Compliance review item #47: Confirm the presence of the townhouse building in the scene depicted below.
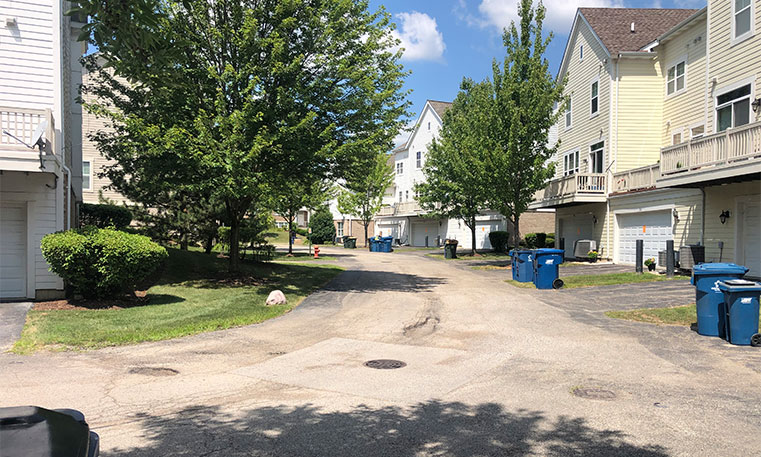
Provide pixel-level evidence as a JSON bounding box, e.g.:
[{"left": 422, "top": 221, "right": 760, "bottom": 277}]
[
  {"left": 0, "top": 1, "right": 85, "bottom": 299},
  {"left": 376, "top": 100, "right": 554, "bottom": 249},
  {"left": 531, "top": 3, "right": 760, "bottom": 278}
]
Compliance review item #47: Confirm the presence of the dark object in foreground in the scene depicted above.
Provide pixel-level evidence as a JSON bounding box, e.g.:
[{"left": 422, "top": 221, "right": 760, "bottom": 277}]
[{"left": 0, "top": 406, "right": 99, "bottom": 457}]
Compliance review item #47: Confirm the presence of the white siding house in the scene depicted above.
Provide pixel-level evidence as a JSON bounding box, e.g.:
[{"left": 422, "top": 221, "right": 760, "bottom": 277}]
[{"left": 0, "top": 1, "right": 85, "bottom": 299}]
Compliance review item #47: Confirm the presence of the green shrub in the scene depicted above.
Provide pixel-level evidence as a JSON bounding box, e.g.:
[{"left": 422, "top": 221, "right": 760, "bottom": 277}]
[
  {"left": 488, "top": 231, "right": 511, "bottom": 253},
  {"left": 545, "top": 235, "right": 555, "bottom": 248},
  {"left": 79, "top": 203, "right": 132, "bottom": 229},
  {"left": 41, "top": 227, "right": 167, "bottom": 298},
  {"left": 524, "top": 232, "right": 548, "bottom": 249},
  {"left": 308, "top": 206, "right": 336, "bottom": 244}
]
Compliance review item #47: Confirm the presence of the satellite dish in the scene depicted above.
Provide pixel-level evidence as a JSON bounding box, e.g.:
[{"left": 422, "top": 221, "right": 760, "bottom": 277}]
[{"left": 31, "top": 120, "right": 48, "bottom": 150}]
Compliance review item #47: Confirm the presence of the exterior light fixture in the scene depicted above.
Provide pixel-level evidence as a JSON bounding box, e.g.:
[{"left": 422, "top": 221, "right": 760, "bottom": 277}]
[
  {"left": 752, "top": 98, "right": 761, "bottom": 113},
  {"left": 592, "top": 215, "right": 598, "bottom": 225},
  {"left": 672, "top": 208, "right": 679, "bottom": 222},
  {"left": 719, "top": 210, "right": 730, "bottom": 224}
]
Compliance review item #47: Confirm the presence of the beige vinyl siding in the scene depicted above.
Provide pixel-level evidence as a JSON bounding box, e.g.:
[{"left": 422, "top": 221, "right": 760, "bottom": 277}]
[
  {"left": 555, "top": 20, "right": 612, "bottom": 177},
  {"left": 81, "top": 68, "right": 130, "bottom": 204},
  {"left": 707, "top": 0, "right": 761, "bottom": 132},
  {"left": 704, "top": 181, "right": 760, "bottom": 264},
  {"left": 659, "top": 17, "right": 708, "bottom": 146},
  {"left": 615, "top": 57, "right": 664, "bottom": 171}
]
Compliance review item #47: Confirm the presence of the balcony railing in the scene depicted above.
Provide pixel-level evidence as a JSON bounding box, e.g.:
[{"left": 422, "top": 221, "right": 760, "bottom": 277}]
[
  {"left": 532, "top": 173, "right": 606, "bottom": 207},
  {"left": 0, "top": 107, "right": 55, "bottom": 154},
  {"left": 376, "top": 201, "right": 424, "bottom": 217},
  {"left": 612, "top": 164, "right": 660, "bottom": 193},
  {"left": 660, "top": 121, "right": 761, "bottom": 176}
]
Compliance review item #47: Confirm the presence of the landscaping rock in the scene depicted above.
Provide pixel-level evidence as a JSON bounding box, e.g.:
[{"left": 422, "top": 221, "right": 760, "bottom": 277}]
[{"left": 266, "top": 290, "right": 287, "bottom": 306}]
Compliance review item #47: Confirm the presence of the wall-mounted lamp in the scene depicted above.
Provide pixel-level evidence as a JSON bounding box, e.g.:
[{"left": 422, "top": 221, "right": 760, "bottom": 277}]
[
  {"left": 592, "top": 215, "right": 598, "bottom": 225},
  {"left": 672, "top": 208, "right": 679, "bottom": 222},
  {"left": 752, "top": 98, "right": 761, "bottom": 113},
  {"left": 719, "top": 210, "right": 731, "bottom": 224}
]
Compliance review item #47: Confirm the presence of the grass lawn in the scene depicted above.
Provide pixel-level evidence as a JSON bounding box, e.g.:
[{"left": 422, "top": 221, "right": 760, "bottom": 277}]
[
  {"left": 273, "top": 252, "right": 337, "bottom": 262},
  {"left": 13, "top": 248, "right": 342, "bottom": 353},
  {"left": 264, "top": 229, "right": 303, "bottom": 245},
  {"left": 427, "top": 252, "right": 511, "bottom": 261},
  {"left": 606, "top": 304, "right": 761, "bottom": 327},
  {"left": 471, "top": 264, "right": 511, "bottom": 271},
  {"left": 505, "top": 272, "right": 689, "bottom": 289}
]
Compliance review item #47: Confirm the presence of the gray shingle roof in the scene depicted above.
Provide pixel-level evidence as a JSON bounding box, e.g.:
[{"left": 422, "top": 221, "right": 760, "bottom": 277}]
[{"left": 427, "top": 100, "right": 452, "bottom": 119}]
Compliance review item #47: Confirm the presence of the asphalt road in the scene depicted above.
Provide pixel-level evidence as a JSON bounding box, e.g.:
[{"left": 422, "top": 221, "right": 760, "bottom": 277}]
[{"left": 2, "top": 247, "right": 760, "bottom": 456}]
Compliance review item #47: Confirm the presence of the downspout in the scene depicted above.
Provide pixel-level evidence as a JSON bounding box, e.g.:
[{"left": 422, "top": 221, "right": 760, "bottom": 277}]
[
  {"left": 700, "top": 187, "right": 706, "bottom": 245},
  {"left": 62, "top": 164, "right": 72, "bottom": 229},
  {"left": 606, "top": 58, "right": 618, "bottom": 260}
]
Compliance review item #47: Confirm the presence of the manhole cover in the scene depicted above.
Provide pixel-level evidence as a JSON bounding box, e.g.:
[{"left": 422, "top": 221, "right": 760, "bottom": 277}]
[
  {"left": 128, "top": 367, "right": 179, "bottom": 376},
  {"left": 571, "top": 386, "right": 616, "bottom": 400},
  {"left": 364, "top": 359, "right": 406, "bottom": 370}
]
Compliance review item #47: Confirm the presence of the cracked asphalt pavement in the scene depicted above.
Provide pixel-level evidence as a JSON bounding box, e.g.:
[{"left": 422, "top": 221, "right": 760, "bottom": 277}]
[{"left": 2, "top": 247, "right": 760, "bottom": 456}]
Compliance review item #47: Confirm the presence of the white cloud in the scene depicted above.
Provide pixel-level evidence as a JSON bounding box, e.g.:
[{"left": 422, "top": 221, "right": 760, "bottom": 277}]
[
  {"left": 392, "top": 11, "right": 446, "bottom": 61},
  {"left": 477, "top": 0, "right": 624, "bottom": 36},
  {"left": 393, "top": 120, "right": 415, "bottom": 148}
]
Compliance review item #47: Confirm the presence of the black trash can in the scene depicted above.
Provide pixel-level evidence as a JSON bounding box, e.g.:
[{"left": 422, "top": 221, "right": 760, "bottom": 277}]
[
  {"left": 0, "top": 406, "right": 100, "bottom": 456},
  {"left": 343, "top": 237, "right": 357, "bottom": 249},
  {"left": 444, "top": 239, "right": 458, "bottom": 259}
]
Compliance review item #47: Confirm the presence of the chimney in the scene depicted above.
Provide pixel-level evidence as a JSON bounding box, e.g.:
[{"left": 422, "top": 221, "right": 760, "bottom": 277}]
[{"left": 631, "top": 22, "right": 635, "bottom": 33}]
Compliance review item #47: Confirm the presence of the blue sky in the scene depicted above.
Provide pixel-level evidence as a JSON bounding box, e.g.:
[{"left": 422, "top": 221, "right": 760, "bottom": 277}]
[{"left": 370, "top": 0, "right": 706, "bottom": 144}]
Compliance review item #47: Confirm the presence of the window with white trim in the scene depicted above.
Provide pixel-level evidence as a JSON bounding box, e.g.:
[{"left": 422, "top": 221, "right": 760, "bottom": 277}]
[
  {"left": 590, "top": 80, "right": 599, "bottom": 115},
  {"left": 667, "top": 61, "right": 685, "bottom": 95},
  {"left": 405, "top": 190, "right": 409, "bottom": 201},
  {"left": 398, "top": 191, "right": 402, "bottom": 202},
  {"left": 416, "top": 151, "right": 422, "bottom": 168},
  {"left": 563, "top": 150, "right": 579, "bottom": 176},
  {"left": 580, "top": 45, "right": 584, "bottom": 61},
  {"left": 82, "top": 161, "right": 91, "bottom": 191},
  {"left": 589, "top": 142, "right": 604, "bottom": 174},
  {"left": 396, "top": 162, "right": 403, "bottom": 175},
  {"left": 716, "top": 84, "right": 751, "bottom": 132},
  {"left": 690, "top": 124, "right": 705, "bottom": 139},
  {"left": 672, "top": 131, "right": 682, "bottom": 145},
  {"left": 565, "top": 97, "right": 572, "bottom": 129},
  {"left": 734, "top": 0, "right": 752, "bottom": 40},
  {"left": 336, "top": 222, "right": 344, "bottom": 237}
]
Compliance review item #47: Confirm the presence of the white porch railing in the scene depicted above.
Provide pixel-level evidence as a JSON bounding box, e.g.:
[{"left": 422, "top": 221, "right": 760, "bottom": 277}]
[
  {"left": 534, "top": 172, "right": 607, "bottom": 202},
  {"left": 612, "top": 163, "right": 660, "bottom": 193},
  {"left": 375, "top": 201, "right": 425, "bottom": 217},
  {"left": 661, "top": 121, "right": 761, "bottom": 175},
  {"left": 0, "top": 107, "right": 55, "bottom": 154}
]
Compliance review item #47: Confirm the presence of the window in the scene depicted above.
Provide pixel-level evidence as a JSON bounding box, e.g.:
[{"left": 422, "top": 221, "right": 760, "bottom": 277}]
[
  {"left": 734, "top": 0, "right": 752, "bottom": 41},
  {"left": 590, "top": 80, "right": 599, "bottom": 115},
  {"left": 716, "top": 84, "right": 752, "bottom": 132},
  {"left": 589, "top": 142, "right": 604, "bottom": 174},
  {"left": 82, "top": 161, "right": 91, "bottom": 191},
  {"left": 396, "top": 162, "right": 403, "bottom": 175},
  {"left": 565, "top": 97, "right": 572, "bottom": 129},
  {"left": 667, "top": 61, "right": 685, "bottom": 95},
  {"left": 672, "top": 131, "right": 682, "bottom": 145},
  {"left": 336, "top": 222, "right": 344, "bottom": 237},
  {"left": 399, "top": 191, "right": 403, "bottom": 202},
  {"left": 416, "top": 151, "right": 422, "bottom": 168},
  {"left": 563, "top": 150, "right": 579, "bottom": 176},
  {"left": 414, "top": 189, "right": 420, "bottom": 199},
  {"left": 405, "top": 190, "right": 409, "bottom": 201},
  {"left": 580, "top": 45, "right": 583, "bottom": 61},
  {"left": 427, "top": 122, "right": 431, "bottom": 131},
  {"left": 690, "top": 124, "right": 705, "bottom": 139}
]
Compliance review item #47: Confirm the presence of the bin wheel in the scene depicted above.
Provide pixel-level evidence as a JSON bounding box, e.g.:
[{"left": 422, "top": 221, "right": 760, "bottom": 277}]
[
  {"left": 552, "top": 278, "right": 564, "bottom": 289},
  {"left": 751, "top": 333, "right": 761, "bottom": 348}
]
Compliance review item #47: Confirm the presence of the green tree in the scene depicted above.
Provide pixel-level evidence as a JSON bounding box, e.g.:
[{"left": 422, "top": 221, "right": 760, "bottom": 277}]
[
  {"left": 79, "top": 0, "right": 410, "bottom": 272},
  {"left": 337, "top": 153, "right": 394, "bottom": 247},
  {"left": 489, "top": 0, "right": 565, "bottom": 248},
  {"left": 416, "top": 79, "right": 492, "bottom": 256},
  {"left": 308, "top": 206, "right": 336, "bottom": 245},
  {"left": 273, "top": 179, "right": 332, "bottom": 255}
]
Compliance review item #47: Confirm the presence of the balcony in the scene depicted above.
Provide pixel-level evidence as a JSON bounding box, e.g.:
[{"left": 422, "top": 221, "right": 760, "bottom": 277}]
[
  {"left": 529, "top": 173, "right": 607, "bottom": 209},
  {"left": 0, "top": 107, "right": 56, "bottom": 172},
  {"left": 611, "top": 164, "right": 660, "bottom": 194},
  {"left": 376, "top": 201, "right": 425, "bottom": 217},
  {"left": 658, "top": 121, "right": 761, "bottom": 188}
]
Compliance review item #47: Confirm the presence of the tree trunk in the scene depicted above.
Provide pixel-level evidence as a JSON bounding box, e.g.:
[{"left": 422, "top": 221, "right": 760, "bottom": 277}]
[
  {"left": 287, "top": 214, "right": 294, "bottom": 255},
  {"left": 470, "top": 216, "right": 476, "bottom": 256},
  {"left": 180, "top": 232, "right": 189, "bottom": 250},
  {"left": 204, "top": 232, "right": 214, "bottom": 254},
  {"left": 513, "top": 214, "right": 521, "bottom": 250},
  {"left": 229, "top": 215, "right": 241, "bottom": 273},
  {"left": 364, "top": 221, "right": 369, "bottom": 247}
]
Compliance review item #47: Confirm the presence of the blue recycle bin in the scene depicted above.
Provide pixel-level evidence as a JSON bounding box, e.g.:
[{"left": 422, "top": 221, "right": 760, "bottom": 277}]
[
  {"left": 533, "top": 248, "right": 565, "bottom": 289},
  {"left": 369, "top": 238, "right": 378, "bottom": 252},
  {"left": 379, "top": 236, "right": 393, "bottom": 253},
  {"left": 719, "top": 280, "right": 761, "bottom": 346},
  {"left": 510, "top": 249, "right": 535, "bottom": 283},
  {"left": 691, "top": 263, "right": 749, "bottom": 337}
]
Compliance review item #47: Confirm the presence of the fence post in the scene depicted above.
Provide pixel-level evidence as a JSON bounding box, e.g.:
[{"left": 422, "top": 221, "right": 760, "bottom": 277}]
[
  {"left": 635, "top": 239, "right": 644, "bottom": 274},
  {"left": 666, "top": 240, "right": 675, "bottom": 277}
]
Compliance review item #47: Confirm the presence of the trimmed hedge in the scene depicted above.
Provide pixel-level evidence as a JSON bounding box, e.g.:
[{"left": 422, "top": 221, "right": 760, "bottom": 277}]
[
  {"left": 79, "top": 203, "right": 132, "bottom": 229},
  {"left": 308, "top": 206, "right": 336, "bottom": 244},
  {"left": 524, "top": 232, "right": 548, "bottom": 249},
  {"left": 40, "top": 227, "right": 167, "bottom": 298},
  {"left": 489, "top": 231, "right": 511, "bottom": 253}
]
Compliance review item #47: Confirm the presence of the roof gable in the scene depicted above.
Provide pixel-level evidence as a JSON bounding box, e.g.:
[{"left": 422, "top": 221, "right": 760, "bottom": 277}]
[{"left": 393, "top": 100, "right": 452, "bottom": 154}]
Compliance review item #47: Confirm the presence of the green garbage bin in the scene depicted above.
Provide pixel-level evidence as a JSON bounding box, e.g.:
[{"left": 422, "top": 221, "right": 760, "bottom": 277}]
[
  {"left": 444, "top": 239, "right": 458, "bottom": 259},
  {"left": 343, "top": 237, "right": 357, "bottom": 249}
]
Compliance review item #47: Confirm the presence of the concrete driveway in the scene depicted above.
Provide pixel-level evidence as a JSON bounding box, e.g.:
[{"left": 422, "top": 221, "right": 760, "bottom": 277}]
[{"left": 2, "top": 248, "right": 760, "bottom": 456}]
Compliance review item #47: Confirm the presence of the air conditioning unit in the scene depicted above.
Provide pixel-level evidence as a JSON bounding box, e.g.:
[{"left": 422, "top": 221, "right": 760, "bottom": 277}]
[
  {"left": 658, "top": 250, "right": 680, "bottom": 267},
  {"left": 679, "top": 245, "right": 705, "bottom": 270},
  {"left": 574, "top": 239, "right": 597, "bottom": 258}
]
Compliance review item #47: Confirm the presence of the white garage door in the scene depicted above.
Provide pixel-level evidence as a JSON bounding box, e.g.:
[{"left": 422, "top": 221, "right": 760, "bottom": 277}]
[
  {"left": 475, "top": 221, "right": 500, "bottom": 250},
  {"left": 560, "top": 216, "right": 594, "bottom": 259},
  {"left": 412, "top": 221, "right": 438, "bottom": 247},
  {"left": 617, "top": 210, "right": 672, "bottom": 264},
  {"left": 739, "top": 200, "right": 760, "bottom": 278},
  {"left": 1, "top": 203, "right": 27, "bottom": 299}
]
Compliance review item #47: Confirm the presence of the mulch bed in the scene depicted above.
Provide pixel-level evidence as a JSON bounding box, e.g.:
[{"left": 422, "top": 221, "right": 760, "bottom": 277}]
[{"left": 34, "top": 290, "right": 150, "bottom": 311}]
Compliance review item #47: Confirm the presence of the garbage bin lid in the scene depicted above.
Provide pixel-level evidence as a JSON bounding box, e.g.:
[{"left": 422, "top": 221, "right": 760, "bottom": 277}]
[
  {"left": 692, "top": 263, "right": 749, "bottom": 275},
  {"left": 534, "top": 248, "right": 564, "bottom": 255},
  {"left": 718, "top": 280, "right": 761, "bottom": 292}
]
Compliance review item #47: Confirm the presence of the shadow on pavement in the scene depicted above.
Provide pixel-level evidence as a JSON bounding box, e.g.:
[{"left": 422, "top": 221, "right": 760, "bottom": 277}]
[
  {"left": 322, "top": 270, "right": 447, "bottom": 293},
  {"left": 106, "top": 401, "right": 668, "bottom": 457}
]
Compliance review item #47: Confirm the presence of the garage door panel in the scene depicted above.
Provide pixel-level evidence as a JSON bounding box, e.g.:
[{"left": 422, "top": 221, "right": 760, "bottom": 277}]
[
  {"left": 617, "top": 211, "right": 672, "bottom": 265},
  {"left": 0, "top": 203, "right": 27, "bottom": 298},
  {"left": 412, "top": 222, "right": 438, "bottom": 246},
  {"left": 560, "top": 217, "right": 594, "bottom": 259},
  {"left": 741, "top": 202, "right": 760, "bottom": 278}
]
